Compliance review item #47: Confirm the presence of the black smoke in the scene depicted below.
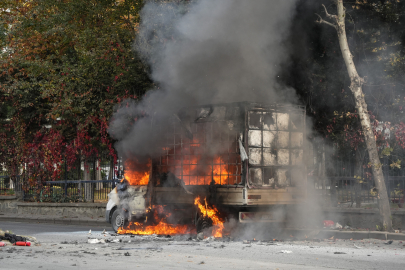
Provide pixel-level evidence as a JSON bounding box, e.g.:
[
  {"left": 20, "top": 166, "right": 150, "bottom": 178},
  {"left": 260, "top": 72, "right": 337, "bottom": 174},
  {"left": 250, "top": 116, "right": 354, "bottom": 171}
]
[{"left": 109, "top": 0, "right": 300, "bottom": 160}]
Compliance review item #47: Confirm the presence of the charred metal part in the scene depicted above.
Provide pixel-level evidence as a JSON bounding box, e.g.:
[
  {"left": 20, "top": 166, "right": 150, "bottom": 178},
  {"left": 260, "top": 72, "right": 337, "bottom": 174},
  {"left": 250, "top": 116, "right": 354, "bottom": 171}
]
[
  {"left": 173, "top": 113, "right": 193, "bottom": 140},
  {"left": 117, "top": 179, "right": 129, "bottom": 192},
  {"left": 238, "top": 134, "right": 248, "bottom": 161},
  {"left": 160, "top": 172, "right": 192, "bottom": 194},
  {"left": 195, "top": 106, "right": 213, "bottom": 121}
]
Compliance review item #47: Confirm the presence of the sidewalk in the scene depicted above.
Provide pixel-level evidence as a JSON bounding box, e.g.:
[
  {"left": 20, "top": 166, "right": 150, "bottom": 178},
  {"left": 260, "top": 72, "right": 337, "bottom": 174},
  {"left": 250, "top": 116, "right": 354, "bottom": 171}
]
[{"left": 0, "top": 213, "right": 107, "bottom": 227}]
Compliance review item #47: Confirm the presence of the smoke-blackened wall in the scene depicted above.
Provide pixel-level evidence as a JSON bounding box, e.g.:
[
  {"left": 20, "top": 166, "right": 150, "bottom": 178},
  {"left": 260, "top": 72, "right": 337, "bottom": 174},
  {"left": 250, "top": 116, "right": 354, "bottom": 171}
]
[{"left": 108, "top": 0, "right": 299, "bottom": 160}]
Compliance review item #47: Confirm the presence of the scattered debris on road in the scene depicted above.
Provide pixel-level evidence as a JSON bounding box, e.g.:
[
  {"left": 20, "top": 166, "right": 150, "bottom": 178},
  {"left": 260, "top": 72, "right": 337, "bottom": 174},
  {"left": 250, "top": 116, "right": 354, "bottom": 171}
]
[
  {"left": 88, "top": 238, "right": 106, "bottom": 244},
  {"left": 0, "top": 232, "right": 28, "bottom": 245},
  {"left": 334, "top": 222, "right": 343, "bottom": 229},
  {"left": 323, "top": 220, "right": 335, "bottom": 227},
  {"left": 14, "top": 241, "right": 31, "bottom": 246}
]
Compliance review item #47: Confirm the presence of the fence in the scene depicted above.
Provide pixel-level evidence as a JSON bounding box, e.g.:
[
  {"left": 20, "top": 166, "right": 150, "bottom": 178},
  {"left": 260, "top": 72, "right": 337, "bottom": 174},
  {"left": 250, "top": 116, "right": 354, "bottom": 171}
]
[
  {"left": 310, "top": 141, "right": 405, "bottom": 207},
  {"left": 0, "top": 175, "right": 14, "bottom": 196},
  {"left": 0, "top": 154, "right": 124, "bottom": 202},
  {"left": 22, "top": 179, "right": 119, "bottom": 203},
  {"left": 0, "top": 176, "right": 119, "bottom": 202}
]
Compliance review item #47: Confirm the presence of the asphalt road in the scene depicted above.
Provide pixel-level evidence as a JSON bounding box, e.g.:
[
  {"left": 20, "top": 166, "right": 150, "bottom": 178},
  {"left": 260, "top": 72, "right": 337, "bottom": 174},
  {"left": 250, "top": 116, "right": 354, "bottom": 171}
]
[{"left": 1, "top": 221, "right": 405, "bottom": 270}]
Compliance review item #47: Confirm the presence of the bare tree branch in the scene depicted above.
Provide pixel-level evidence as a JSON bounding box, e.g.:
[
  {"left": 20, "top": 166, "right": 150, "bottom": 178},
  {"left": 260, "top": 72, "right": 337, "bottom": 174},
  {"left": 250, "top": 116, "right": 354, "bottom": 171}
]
[
  {"left": 322, "top": 4, "right": 337, "bottom": 20},
  {"left": 315, "top": 14, "right": 337, "bottom": 29}
]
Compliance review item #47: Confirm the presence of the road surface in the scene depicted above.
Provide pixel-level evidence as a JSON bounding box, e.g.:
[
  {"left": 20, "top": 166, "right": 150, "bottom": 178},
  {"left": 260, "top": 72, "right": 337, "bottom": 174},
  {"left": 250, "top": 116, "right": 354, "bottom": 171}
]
[{"left": 0, "top": 221, "right": 404, "bottom": 270}]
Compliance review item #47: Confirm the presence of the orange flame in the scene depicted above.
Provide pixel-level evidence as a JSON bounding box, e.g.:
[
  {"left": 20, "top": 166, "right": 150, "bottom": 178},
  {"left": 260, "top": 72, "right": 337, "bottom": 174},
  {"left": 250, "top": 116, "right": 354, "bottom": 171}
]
[
  {"left": 117, "top": 199, "right": 225, "bottom": 237},
  {"left": 159, "top": 138, "right": 236, "bottom": 185},
  {"left": 117, "top": 206, "right": 196, "bottom": 235},
  {"left": 181, "top": 156, "right": 231, "bottom": 185},
  {"left": 194, "top": 197, "right": 224, "bottom": 237},
  {"left": 124, "top": 159, "right": 151, "bottom": 185},
  {"left": 118, "top": 137, "right": 235, "bottom": 237},
  {"left": 117, "top": 221, "right": 195, "bottom": 235}
]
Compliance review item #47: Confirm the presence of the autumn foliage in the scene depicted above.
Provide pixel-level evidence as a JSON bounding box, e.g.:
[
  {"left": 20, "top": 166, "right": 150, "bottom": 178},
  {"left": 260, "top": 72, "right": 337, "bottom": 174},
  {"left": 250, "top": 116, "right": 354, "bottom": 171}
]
[{"left": 0, "top": 0, "right": 152, "bottom": 185}]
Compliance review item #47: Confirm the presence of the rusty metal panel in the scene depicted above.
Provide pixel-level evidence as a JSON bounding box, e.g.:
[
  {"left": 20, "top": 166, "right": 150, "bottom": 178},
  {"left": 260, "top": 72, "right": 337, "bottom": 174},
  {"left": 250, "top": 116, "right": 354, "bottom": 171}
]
[
  {"left": 249, "top": 167, "right": 263, "bottom": 185},
  {"left": 209, "top": 106, "right": 227, "bottom": 120},
  {"left": 152, "top": 187, "right": 195, "bottom": 204},
  {"left": 276, "top": 169, "right": 289, "bottom": 187},
  {"left": 246, "top": 187, "right": 306, "bottom": 205},
  {"left": 248, "top": 111, "right": 262, "bottom": 129},
  {"left": 248, "top": 130, "right": 262, "bottom": 147},
  {"left": 263, "top": 112, "right": 275, "bottom": 130},
  {"left": 275, "top": 113, "right": 289, "bottom": 130},
  {"left": 263, "top": 131, "right": 275, "bottom": 147},
  {"left": 263, "top": 148, "right": 276, "bottom": 166},
  {"left": 216, "top": 187, "right": 245, "bottom": 205},
  {"left": 239, "top": 212, "right": 282, "bottom": 223},
  {"left": 249, "top": 148, "right": 262, "bottom": 165},
  {"left": 291, "top": 132, "right": 303, "bottom": 148},
  {"left": 277, "top": 131, "right": 289, "bottom": 148},
  {"left": 277, "top": 149, "right": 289, "bottom": 165}
]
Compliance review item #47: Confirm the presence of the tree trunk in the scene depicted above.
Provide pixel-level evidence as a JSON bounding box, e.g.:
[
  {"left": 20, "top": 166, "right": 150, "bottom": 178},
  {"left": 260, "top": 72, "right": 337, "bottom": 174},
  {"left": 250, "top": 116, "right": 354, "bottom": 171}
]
[{"left": 335, "top": 0, "right": 392, "bottom": 230}]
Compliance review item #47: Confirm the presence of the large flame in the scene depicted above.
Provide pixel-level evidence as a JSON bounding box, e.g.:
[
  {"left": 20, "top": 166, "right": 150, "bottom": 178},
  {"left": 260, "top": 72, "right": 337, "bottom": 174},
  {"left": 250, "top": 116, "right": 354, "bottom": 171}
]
[
  {"left": 117, "top": 221, "right": 195, "bottom": 235},
  {"left": 117, "top": 206, "right": 196, "bottom": 235},
  {"left": 194, "top": 197, "right": 225, "bottom": 238},
  {"left": 123, "top": 138, "right": 237, "bottom": 186},
  {"left": 168, "top": 138, "right": 233, "bottom": 185},
  {"left": 183, "top": 156, "right": 230, "bottom": 185},
  {"left": 118, "top": 136, "right": 233, "bottom": 237},
  {"left": 117, "top": 198, "right": 224, "bottom": 237},
  {"left": 124, "top": 159, "right": 151, "bottom": 185}
]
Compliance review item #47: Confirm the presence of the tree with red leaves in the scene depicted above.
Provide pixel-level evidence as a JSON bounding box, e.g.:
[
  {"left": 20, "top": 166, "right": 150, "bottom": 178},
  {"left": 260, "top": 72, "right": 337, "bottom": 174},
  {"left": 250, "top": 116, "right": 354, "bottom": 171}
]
[{"left": 0, "top": 0, "right": 152, "bottom": 189}]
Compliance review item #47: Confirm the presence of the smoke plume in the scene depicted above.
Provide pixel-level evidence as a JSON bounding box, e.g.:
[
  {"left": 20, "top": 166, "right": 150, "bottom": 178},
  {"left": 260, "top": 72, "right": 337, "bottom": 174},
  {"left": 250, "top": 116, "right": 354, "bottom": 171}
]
[{"left": 109, "top": 0, "right": 299, "bottom": 159}]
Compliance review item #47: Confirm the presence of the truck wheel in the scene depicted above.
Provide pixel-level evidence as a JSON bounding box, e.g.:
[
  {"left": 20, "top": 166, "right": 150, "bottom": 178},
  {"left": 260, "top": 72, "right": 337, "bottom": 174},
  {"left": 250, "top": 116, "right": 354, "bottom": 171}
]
[
  {"left": 111, "top": 210, "right": 126, "bottom": 232},
  {"left": 196, "top": 216, "right": 213, "bottom": 233}
]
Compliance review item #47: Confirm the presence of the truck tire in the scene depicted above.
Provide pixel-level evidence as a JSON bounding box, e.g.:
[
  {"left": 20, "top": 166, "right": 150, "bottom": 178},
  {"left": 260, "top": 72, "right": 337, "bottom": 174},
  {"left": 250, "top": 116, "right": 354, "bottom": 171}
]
[
  {"left": 196, "top": 216, "right": 213, "bottom": 233},
  {"left": 111, "top": 209, "right": 126, "bottom": 232}
]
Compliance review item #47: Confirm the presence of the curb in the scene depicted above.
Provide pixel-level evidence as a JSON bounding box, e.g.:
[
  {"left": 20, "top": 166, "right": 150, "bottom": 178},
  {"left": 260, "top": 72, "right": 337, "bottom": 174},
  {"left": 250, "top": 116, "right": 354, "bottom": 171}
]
[
  {"left": 257, "top": 228, "right": 405, "bottom": 241},
  {"left": 328, "top": 230, "right": 405, "bottom": 240},
  {"left": 284, "top": 229, "right": 405, "bottom": 241}
]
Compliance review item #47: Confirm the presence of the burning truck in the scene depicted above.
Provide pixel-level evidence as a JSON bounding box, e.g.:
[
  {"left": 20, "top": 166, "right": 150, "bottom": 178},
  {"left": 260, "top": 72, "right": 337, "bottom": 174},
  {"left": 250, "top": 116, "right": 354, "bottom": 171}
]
[{"left": 106, "top": 102, "right": 307, "bottom": 237}]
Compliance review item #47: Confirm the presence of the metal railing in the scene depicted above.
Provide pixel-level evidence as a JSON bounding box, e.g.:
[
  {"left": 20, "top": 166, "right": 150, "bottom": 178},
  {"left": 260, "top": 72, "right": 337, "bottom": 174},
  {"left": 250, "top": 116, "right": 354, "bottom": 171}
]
[
  {"left": 0, "top": 153, "right": 123, "bottom": 202},
  {"left": 309, "top": 140, "right": 405, "bottom": 207},
  {"left": 0, "top": 175, "right": 22, "bottom": 196},
  {"left": 0, "top": 175, "right": 13, "bottom": 196},
  {"left": 1, "top": 174, "right": 119, "bottom": 202},
  {"left": 21, "top": 179, "right": 120, "bottom": 203}
]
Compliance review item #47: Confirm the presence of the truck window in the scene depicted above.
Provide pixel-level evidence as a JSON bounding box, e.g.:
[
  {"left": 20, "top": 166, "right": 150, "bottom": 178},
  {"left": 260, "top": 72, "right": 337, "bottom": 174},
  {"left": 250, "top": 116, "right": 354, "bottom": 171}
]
[{"left": 247, "top": 110, "right": 304, "bottom": 188}]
